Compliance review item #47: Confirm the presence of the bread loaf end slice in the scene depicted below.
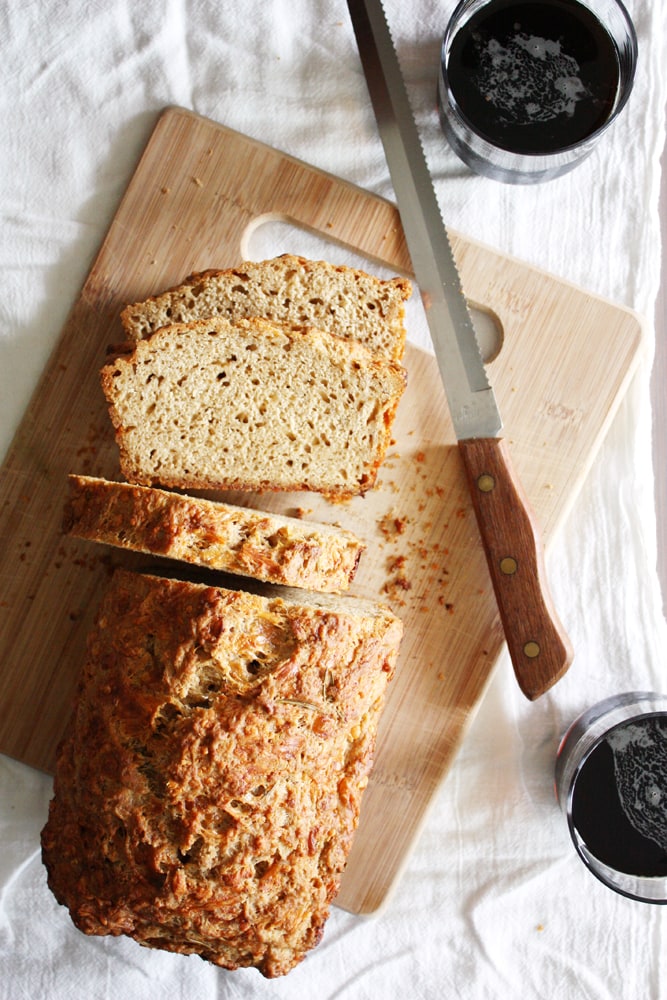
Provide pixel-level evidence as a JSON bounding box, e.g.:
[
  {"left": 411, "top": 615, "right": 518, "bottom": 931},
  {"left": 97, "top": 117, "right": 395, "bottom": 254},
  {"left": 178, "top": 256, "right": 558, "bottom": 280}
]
[{"left": 63, "top": 475, "right": 365, "bottom": 593}]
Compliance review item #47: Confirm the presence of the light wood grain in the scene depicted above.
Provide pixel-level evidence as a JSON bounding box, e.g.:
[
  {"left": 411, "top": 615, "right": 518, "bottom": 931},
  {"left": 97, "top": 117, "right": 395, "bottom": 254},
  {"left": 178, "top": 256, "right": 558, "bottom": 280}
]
[{"left": 0, "top": 107, "right": 643, "bottom": 914}]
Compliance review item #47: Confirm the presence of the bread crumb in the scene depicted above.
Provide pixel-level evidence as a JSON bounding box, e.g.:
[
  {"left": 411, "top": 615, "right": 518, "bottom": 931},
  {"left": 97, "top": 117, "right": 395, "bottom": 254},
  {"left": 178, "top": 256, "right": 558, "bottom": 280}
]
[
  {"left": 292, "top": 507, "right": 313, "bottom": 519},
  {"left": 381, "top": 577, "right": 411, "bottom": 606},
  {"left": 378, "top": 512, "right": 409, "bottom": 538}
]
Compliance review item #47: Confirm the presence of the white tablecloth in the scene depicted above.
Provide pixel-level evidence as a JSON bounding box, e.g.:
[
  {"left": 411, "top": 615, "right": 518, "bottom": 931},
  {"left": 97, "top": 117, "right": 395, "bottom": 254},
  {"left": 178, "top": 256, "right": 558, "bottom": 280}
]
[{"left": 2, "top": 2, "right": 666, "bottom": 997}]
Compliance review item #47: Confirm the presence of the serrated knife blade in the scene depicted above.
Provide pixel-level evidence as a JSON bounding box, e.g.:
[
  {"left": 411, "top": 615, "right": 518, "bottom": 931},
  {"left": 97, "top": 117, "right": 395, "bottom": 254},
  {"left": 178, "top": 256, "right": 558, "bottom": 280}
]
[{"left": 347, "top": 0, "right": 573, "bottom": 699}]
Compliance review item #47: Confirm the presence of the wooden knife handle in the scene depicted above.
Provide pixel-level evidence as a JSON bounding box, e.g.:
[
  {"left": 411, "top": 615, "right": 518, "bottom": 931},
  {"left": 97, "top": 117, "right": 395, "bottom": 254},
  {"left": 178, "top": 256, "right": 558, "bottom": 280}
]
[{"left": 458, "top": 436, "right": 574, "bottom": 700}]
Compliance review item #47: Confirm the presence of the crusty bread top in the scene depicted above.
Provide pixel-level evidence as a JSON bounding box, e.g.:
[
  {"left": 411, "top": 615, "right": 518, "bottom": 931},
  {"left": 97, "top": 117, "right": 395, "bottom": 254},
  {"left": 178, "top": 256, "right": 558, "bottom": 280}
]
[
  {"left": 41, "top": 568, "right": 403, "bottom": 977},
  {"left": 63, "top": 474, "right": 365, "bottom": 593},
  {"left": 101, "top": 315, "right": 407, "bottom": 498},
  {"left": 120, "top": 255, "right": 412, "bottom": 361}
]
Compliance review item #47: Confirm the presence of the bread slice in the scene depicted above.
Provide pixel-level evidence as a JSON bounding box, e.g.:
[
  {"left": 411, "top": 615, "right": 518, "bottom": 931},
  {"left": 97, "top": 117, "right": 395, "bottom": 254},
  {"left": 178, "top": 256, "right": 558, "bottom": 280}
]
[
  {"left": 120, "top": 255, "right": 412, "bottom": 361},
  {"left": 63, "top": 474, "right": 365, "bottom": 593},
  {"left": 101, "top": 315, "right": 407, "bottom": 498},
  {"left": 41, "top": 568, "right": 403, "bottom": 978}
]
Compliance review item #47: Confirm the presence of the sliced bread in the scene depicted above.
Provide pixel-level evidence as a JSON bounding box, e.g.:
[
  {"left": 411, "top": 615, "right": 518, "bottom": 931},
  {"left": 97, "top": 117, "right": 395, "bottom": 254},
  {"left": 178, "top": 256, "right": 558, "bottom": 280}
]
[
  {"left": 63, "top": 474, "right": 365, "bottom": 592},
  {"left": 101, "top": 315, "right": 407, "bottom": 498},
  {"left": 41, "top": 568, "right": 403, "bottom": 977},
  {"left": 120, "top": 255, "right": 412, "bottom": 361}
]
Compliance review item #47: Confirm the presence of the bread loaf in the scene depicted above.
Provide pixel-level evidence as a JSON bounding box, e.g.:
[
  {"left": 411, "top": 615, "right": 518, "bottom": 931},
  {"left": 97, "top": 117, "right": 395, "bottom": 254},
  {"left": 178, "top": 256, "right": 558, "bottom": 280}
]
[
  {"left": 63, "top": 475, "right": 365, "bottom": 592},
  {"left": 101, "top": 315, "right": 407, "bottom": 498},
  {"left": 41, "top": 569, "right": 403, "bottom": 978},
  {"left": 120, "top": 255, "right": 411, "bottom": 361}
]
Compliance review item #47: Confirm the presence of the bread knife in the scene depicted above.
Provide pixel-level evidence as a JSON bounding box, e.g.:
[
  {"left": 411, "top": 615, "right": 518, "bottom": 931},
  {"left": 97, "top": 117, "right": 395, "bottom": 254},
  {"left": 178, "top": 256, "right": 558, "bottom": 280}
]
[{"left": 346, "top": 0, "right": 573, "bottom": 700}]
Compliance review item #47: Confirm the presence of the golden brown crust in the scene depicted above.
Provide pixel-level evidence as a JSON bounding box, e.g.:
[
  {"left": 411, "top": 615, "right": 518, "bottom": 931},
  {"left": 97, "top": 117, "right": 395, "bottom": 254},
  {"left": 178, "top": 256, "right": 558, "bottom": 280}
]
[
  {"left": 63, "top": 475, "right": 365, "bottom": 593},
  {"left": 41, "top": 569, "right": 402, "bottom": 977}
]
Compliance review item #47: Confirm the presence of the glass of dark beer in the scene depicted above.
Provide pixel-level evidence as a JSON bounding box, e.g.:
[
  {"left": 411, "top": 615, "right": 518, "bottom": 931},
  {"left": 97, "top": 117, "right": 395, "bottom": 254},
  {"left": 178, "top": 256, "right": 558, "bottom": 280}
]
[
  {"left": 555, "top": 692, "right": 667, "bottom": 903},
  {"left": 438, "top": 0, "right": 637, "bottom": 183}
]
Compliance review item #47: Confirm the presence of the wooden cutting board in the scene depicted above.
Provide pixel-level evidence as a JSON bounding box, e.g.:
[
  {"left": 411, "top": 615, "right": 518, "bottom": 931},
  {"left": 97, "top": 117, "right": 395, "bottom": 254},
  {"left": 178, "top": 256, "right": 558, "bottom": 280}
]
[{"left": 0, "top": 107, "right": 642, "bottom": 915}]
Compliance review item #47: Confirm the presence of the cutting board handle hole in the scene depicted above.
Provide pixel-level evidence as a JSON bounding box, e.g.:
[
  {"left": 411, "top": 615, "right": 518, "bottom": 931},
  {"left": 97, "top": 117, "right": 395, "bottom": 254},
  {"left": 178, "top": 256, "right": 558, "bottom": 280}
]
[
  {"left": 241, "top": 213, "right": 410, "bottom": 281},
  {"left": 241, "top": 214, "right": 504, "bottom": 364},
  {"left": 471, "top": 306, "right": 503, "bottom": 363}
]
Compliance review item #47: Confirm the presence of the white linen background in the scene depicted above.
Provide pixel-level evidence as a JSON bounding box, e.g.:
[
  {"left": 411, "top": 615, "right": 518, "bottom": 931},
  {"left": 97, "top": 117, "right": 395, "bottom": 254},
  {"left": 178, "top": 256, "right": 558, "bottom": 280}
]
[{"left": 1, "top": 0, "right": 666, "bottom": 997}]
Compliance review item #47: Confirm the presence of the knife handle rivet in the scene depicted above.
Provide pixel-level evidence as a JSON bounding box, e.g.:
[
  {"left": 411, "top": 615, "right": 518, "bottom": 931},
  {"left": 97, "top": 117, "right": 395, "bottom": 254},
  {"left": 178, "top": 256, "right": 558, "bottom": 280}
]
[
  {"left": 523, "top": 641, "right": 541, "bottom": 659},
  {"left": 477, "top": 473, "right": 495, "bottom": 493},
  {"left": 499, "top": 556, "right": 518, "bottom": 575}
]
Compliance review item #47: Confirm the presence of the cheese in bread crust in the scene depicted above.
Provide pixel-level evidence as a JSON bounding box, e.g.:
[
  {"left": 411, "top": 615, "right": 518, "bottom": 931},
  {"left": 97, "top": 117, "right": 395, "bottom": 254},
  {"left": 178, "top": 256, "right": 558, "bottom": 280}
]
[{"left": 41, "top": 569, "right": 403, "bottom": 978}]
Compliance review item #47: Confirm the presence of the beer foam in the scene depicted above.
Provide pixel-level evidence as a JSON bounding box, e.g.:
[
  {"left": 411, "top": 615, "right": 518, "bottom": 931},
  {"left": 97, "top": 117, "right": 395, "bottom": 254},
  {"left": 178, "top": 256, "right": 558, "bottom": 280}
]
[
  {"left": 607, "top": 719, "right": 667, "bottom": 852},
  {"left": 473, "top": 31, "right": 589, "bottom": 122}
]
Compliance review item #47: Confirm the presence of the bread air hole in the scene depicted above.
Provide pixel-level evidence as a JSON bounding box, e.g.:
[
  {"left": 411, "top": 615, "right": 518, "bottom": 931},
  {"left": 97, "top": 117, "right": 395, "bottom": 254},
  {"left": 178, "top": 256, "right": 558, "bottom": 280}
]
[{"left": 229, "top": 799, "right": 252, "bottom": 813}]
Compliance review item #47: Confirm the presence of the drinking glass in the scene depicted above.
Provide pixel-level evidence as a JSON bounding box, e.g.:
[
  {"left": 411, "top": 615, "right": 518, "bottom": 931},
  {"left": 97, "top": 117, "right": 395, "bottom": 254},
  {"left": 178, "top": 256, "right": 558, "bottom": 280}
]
[
  {"left": 438, "top": 0, "right": 638, "bottom": 183},
  {"left": 554, "top": 692, "right": 667, "bottom": 903}
]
